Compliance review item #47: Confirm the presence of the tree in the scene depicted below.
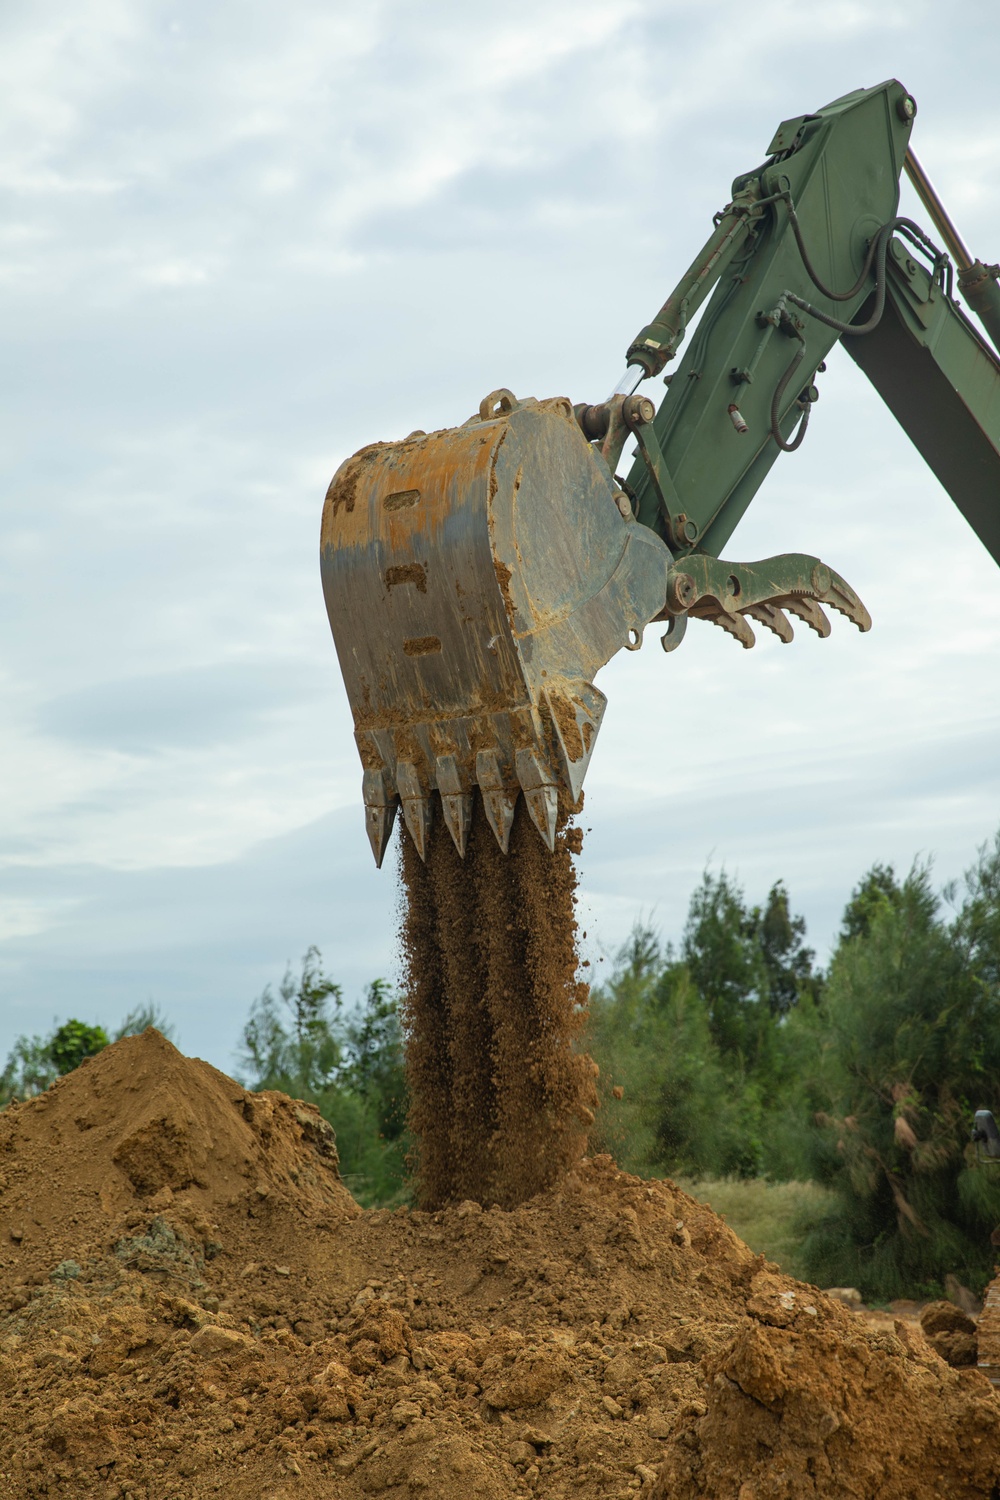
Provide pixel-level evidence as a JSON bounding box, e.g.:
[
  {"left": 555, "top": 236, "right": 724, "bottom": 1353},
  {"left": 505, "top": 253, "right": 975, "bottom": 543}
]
[
  {"left": 46, "top": 1020, "right": 109, "bottom": 1076},
  {"left": 757, "top": 881, "right": 819, "bottom": 1016},
  {"left": 798, "top": 856, "right": 1000, "bottom": 1300},
  {"left": 681, "top": 870, "right": 818, "bottom": 1060},
  {"left": 839, "top": 862, "right": 902, "bottom": 943},
  {"left": 238, "top": 951, "right": 410, "bottom": 1207},
  {"left": 681, "top": 870, "right": 767, "bottom": 1062},
  {"left": 240, "top": 946, "right": 344, "bottom": 1096},
  {"left": 588, "top": 913, "right": 777, "bottom": 1181}
]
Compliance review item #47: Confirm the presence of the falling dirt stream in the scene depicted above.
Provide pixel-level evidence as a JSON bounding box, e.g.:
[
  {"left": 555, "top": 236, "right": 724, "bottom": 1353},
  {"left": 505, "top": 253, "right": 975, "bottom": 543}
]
[{"left": 400, "top": 793, "right": 598, "bottom": 1210}]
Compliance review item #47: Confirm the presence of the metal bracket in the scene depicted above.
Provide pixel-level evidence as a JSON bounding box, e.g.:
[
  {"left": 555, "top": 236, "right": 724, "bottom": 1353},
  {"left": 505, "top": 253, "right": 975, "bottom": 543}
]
[
  {"left": 574, "top": 393, "right": 657, "bottom": 479},
  {"left": 631, "top": 422, "right": 698, "bottom": 551}
]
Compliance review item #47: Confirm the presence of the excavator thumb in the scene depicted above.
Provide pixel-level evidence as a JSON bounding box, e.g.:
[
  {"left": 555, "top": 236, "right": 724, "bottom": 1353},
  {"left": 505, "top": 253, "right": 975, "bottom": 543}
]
[{"left": 320, "top": 391, "right": 671, "bottom": 864}]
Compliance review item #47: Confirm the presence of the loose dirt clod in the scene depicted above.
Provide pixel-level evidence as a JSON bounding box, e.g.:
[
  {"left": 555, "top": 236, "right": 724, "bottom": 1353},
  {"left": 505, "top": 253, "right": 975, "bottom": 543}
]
[
  {"left": 400, "top": 793, "right": 597, "bottom": 1210},
  {"left": 0, "top": 1030, "right": 998, "bottom": 1498}
]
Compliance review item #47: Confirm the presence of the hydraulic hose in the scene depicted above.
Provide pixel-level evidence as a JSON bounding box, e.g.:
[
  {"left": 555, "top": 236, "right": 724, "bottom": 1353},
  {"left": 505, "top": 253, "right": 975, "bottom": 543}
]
[
  {"left": 769, "top": 343, "right": 811, "bottom": 453},
  {"left": 770, "top": 216, "right": 946, "bottom": 450}
]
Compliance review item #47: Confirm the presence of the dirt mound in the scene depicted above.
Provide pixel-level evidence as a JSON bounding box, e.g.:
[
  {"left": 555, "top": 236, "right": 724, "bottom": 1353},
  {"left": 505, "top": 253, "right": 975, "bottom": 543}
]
[
  {"left": 0, "top": 1028, "right": 356, "bottom": 1286},
  {"left": 0, "top": 1036, "right": 998, "bottom": 1498},
  {"left": 400, "top": 794, "right": 597, "bottom": 1209},
  {"left": 919, "top": 1300, "right": 979, "bottom": 1367}
]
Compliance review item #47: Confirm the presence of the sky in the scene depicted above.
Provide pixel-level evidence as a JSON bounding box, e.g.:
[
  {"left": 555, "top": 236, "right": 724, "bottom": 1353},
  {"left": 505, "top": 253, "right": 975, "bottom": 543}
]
[{"left": 2, "top": 1, "right": 1000, "bottom": 1072}]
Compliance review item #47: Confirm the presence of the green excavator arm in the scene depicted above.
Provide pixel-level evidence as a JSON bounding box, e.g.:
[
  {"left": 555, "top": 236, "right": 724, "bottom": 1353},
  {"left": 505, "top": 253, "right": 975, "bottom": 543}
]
[
  {"left": 619, "top": 76, "right": 1000, "bottom": 645},
  {"left": 321, "top": 77, "right": 1000, "bottom": 863}
]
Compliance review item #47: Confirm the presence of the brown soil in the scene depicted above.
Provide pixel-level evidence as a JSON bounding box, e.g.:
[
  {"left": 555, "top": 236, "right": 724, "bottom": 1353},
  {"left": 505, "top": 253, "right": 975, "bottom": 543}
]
[
  {"left": 0, "top": 1030, "right": 998, "bottom": 1499},
  {"left": 400, "top": 793, "right": 597, "bottom": 1211}
]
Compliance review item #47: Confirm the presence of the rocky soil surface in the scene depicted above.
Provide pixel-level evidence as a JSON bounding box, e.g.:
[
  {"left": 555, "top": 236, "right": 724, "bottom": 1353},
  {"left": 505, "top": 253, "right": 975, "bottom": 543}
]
[{"left": 0, "top": 1029, "right": 998, "bottom": 1499}]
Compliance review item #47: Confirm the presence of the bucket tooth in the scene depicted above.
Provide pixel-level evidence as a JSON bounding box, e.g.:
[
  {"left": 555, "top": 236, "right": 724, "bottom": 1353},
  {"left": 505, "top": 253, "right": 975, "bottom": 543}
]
[
  {"left": 440, "top": 793, "right": 472, "bottom": 857},
  {"left": 543, "top": 686, "right": 607, "bottom": 804},
  {"left": 482, "top": 789, "right": 516, "bottom": 852},
  {"left": 515, "top": 748, "right": 559, "bottom": 851},
  {"left": 476, "top": 748, "right": 516, "bottom": 853},
  {"left": 524, "top": 785, "right": 558, "bottom": 851},
  {"left": 362, "top": 768, "right": 398, "bottom": 868},
  {"left": 434, "top": 753, "right": 472, "bottom": 856},
  {"left": 396, "top": 761, "right": 432, "bottom": 860},
  {"left": 401, "top": 795, "right": 432, "bottom": 860},
  {"left": 364, "top": 800, "right": 397, "bottom": 868},
  {"left": 396, "top": 760, "right": 422, "bottom": 801}
]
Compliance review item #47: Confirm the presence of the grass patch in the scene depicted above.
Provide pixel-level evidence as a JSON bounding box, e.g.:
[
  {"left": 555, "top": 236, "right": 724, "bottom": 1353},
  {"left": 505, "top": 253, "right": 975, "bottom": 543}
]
[{"left": 677, "top": 1177, "right": 836, "bottom": 1284}]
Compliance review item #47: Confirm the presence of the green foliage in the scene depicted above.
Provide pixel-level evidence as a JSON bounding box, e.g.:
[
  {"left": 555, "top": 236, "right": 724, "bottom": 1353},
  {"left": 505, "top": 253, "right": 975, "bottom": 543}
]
[
  {"left": 588, "top": 928, "right": 749, "bottom": 1179},
  {"left": 239, "top": 949, "right": 409, "bottom": 1208},
  {"left": 797, "top": 849, "right": 1000, "bottom": 1300},
  {"left": 588, "top": 870, "right": 821, "bottom": 1183},
  {"left": 241, "top": 946, "right": 345, "bottom": 1096},
  {"left": 0, "top": 1033, "right": 61, "bottom": 1104},
  {"left": 46, "top": 1020, "right": 110, "bottom": 1076},
  {"left": 838, "top": 861, "right": 901, "bottom": 942},
  {"left": 0, "top": 1004, "right": 174, "bottom": 1107},
  {"left": 587, "top": 835, "right": 1000, "bottom": 1300}
]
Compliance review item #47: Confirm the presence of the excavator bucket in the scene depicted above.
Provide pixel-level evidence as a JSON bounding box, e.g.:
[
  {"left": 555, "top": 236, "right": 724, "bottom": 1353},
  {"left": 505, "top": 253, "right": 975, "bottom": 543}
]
[{"left": 320, "top": 391, "right": 670, "bottom": 864}]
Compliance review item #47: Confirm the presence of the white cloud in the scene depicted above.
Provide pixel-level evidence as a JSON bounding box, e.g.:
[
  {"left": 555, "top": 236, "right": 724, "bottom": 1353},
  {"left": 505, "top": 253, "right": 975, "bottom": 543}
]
[{"left": 0, "top": 0, "right": 998, "bottom": 1065}]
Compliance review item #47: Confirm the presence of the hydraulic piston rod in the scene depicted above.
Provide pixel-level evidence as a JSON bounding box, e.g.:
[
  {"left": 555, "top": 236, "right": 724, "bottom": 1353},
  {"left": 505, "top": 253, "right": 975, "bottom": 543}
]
[{"left": 905, "top": 147, "right": 1000, "bottom": 357}]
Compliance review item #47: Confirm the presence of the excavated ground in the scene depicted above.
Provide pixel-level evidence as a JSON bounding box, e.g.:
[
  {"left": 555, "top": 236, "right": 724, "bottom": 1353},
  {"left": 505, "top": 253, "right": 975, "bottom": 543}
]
[{"left": 0, "top": 1030, "right": 999, "bottom": 1499}]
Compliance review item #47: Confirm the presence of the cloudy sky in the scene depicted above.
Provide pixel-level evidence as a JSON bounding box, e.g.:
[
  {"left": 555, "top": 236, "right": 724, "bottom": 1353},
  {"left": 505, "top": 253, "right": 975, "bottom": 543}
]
[{"left": 3, "top": 1, "right": 999, "bottom": 1071}]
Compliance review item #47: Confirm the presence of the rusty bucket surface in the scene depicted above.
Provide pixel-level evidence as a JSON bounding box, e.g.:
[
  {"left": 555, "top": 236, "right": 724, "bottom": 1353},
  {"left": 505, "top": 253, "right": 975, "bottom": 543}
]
[{"left": 320, "top": 393, "right": 670, "bottom": 863}]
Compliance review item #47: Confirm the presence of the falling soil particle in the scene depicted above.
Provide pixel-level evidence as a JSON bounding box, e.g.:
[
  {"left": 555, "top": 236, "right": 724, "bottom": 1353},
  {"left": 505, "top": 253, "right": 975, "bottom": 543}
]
[
  {"left": 0, "top": 1031, "right": 998, "bottom": 1498},
  {"left": 400, "top": 792, "right": 597, "bottom": 1211}
]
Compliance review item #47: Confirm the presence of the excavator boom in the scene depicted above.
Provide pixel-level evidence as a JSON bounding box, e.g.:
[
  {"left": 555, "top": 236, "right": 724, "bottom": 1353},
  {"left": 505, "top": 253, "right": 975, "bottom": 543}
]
[{"left": 321, "top": 77, "right": 1000, "bottom": 864}]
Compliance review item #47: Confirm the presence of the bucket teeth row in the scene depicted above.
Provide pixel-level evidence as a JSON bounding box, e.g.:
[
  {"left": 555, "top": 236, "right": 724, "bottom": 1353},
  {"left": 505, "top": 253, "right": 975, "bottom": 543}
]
[{"left": 358, "top": 723, "right": 573, "bottom": 864}]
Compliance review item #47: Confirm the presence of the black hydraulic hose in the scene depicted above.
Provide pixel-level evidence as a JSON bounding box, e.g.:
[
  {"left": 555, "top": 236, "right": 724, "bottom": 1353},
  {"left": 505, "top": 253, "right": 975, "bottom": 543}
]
[
  {"left": 769, "top": 222, "right": 891, "bottom": 451},
  {"left": 784, "top": 199, "right": 882, "bottom": 302},
  {"left": 783, "top": 198, "right": 945, "bottom": 305},
  {"left": 769, "top": 216, "right": 944, "bottom": 451},
  {"left": 770, "top": 342, "right": 811, "bottom": 452},
  {"left": 784, "top": 221, "right": 893, "bottom": 336}
]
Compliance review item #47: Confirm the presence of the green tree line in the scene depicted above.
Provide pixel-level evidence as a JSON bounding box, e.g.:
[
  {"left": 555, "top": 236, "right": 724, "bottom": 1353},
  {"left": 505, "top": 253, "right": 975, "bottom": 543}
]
[{"left": 587, "top": 831, "right": 1000, "bottom": 1300}]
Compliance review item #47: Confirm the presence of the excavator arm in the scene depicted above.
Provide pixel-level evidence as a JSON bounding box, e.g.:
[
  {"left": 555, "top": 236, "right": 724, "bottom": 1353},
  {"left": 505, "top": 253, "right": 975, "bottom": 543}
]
[
  {"left": 618, "top": 77, "right": 1000, "bottom": 648},
  {"left": 321, "top": 78, "right": 1000, "bottom": 864}
]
